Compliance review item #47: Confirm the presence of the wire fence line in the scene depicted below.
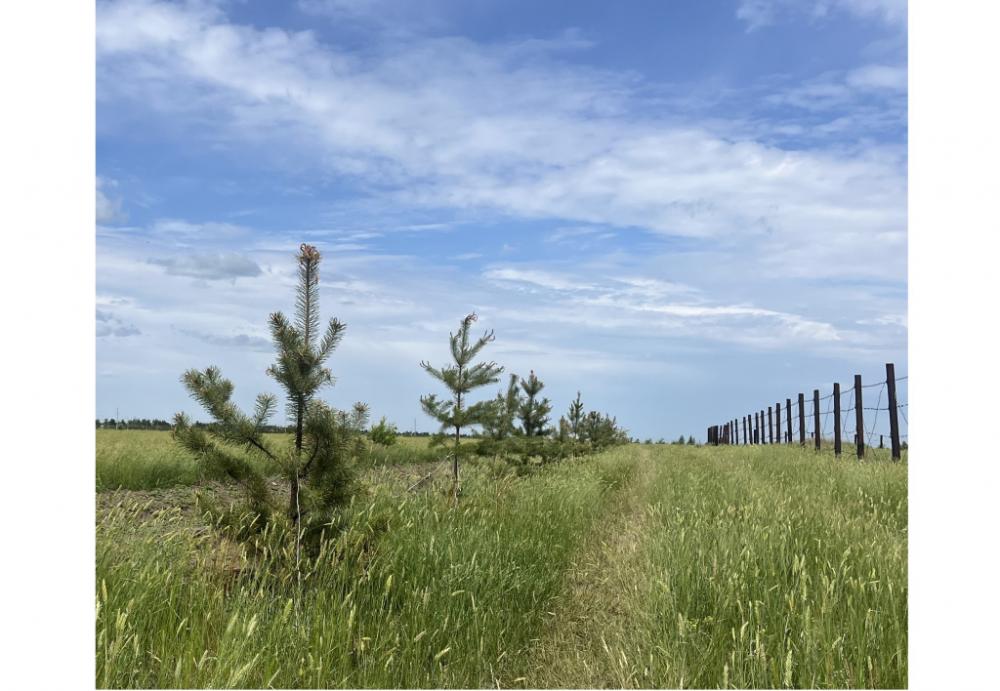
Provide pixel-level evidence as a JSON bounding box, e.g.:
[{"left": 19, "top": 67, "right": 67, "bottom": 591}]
[{"left": 707, "top": 362, "right": 907, "bottom": 461}]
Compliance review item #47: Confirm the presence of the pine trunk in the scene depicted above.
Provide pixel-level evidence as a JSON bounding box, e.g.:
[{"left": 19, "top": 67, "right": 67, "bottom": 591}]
[
  {"left": 453, "top": 377, "right": 462, "bottom": 485},
  {"left": 290, "top": 394, "right": 304, "bottom": 523},
  {"left": 453, "top": 424, "right": 460, "bottom": 482}
]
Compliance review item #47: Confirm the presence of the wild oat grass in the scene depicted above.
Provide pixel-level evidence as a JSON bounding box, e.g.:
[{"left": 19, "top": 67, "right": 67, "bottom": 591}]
[{"left": 95, "top": 443, "right": 906, "bottom": 688}]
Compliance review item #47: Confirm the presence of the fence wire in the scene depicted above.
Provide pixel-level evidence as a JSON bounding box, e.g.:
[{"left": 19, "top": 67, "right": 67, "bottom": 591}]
[{"left": 711, "top": 367, "right": 907, "bottom": 457}]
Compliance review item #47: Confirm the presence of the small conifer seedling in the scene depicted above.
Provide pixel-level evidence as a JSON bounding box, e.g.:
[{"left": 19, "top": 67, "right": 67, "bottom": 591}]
[
  {"left": 567, "top": 391, "right": 585, "bottom": 440},
  {"left": 481, "top": 373, "right": 522, "bottom": 441},
  {"left": 420, "top": 313, "right": 503, "bottom": 489},
  {"left": 173, "top": 244, "right": 367, "bottom": 548},
  {"left": 518, "top": 370, "right": 552, "bottom": 437}
]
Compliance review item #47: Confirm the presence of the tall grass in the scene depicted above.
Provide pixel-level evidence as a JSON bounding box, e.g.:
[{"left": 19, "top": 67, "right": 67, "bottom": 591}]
[
  {"left": 97, "top": 430, "right": 204, "bottom": 490},
  {"left": 96, "top": 430, "right": 282, "bottom": 491},
  {"left": 528, "top": 445, "right": 907, "bottom": 689},
  {"left": 633, "top": 446, "right": 907, "bottom": 688},
  {"left": 96, "top": 444, "right": 906, "bottom": 688},
  {"left": 362, "top": 436, "right": 449, "bottom": 467},
  {"left": 96, "top": 431, "right": 443, "bottom": 491},
  {"left": 96, "top": 449, "right": 641, "bottom": 688}
]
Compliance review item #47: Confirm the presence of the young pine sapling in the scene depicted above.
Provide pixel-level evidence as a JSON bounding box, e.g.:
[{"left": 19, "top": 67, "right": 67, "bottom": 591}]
[
  {"left": 420, "top": 313, "right": 503, "bottom": 487},
  {"left": 481, "top": 373, "right": 522, "bottom": 441},
  {"left": 518, "top": 370, "right": 552, "bottom": 437},
  {"left": 567, "top": 391, "right": 585, "bottom": 440},
  {"left": 173, "top": 244, "right": 367, "bottom": 548}
]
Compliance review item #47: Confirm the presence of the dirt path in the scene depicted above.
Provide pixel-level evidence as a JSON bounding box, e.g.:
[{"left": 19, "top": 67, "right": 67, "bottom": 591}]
[{"left": 521, "top": 446, "right": 663, "bottom": 688}]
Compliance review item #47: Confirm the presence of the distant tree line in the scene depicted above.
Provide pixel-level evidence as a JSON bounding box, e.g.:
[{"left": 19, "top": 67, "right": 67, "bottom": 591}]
[
  {"left": 97, "top": 418, "right": 172, "bottom": 430},
  {"left": 97, "top": 417, "right": 296, "bottom": 433},
  {"left": 96, "top": 417, "right": 468, "bottom": 437},
  {"left": 638, "top": 435, "right": 697, "bottom": 445}
]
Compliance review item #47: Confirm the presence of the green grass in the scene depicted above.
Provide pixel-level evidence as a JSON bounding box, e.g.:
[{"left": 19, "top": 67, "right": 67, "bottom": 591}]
[
  {"left": 96, "top": 431, "right": 442, "bottom": 491},
  {"left": 527, "top": 445, "right": 907, "bottom": 688},
  {"left": 97, "top": 448, "right": 640, "bottom": 688},
  {"left": 95, "top": 444, "right": 906, "bottom": 688},
  {"left": 96, "top": 430, "right": 284, "bottom": 491},
  {"left": 363, "top": 436, "right": 451, "bottom": 467}
]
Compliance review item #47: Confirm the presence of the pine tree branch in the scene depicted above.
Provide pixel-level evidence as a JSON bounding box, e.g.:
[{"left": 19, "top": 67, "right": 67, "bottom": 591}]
[{"left": 317, "top": 318, "right": 347, "bottom": 362}]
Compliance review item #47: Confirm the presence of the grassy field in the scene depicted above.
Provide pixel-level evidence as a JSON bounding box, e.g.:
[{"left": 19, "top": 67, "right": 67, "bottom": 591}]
[
  {"left": 96, "top": 430, "right": 444, "bottom": 491},
  {"left": 96, "top": 440, "right": 907, "bottom": 688}
]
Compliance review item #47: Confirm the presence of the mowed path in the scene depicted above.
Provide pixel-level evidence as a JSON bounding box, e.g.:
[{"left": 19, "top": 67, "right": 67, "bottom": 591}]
[{"left": 520, "top": 445, "right": 664, "bottom": 688}]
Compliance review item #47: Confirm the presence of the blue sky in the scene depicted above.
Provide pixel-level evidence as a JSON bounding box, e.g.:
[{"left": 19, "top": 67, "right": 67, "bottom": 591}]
[{"left": 96, "top": 0, "right": 907, "bottom": 440}]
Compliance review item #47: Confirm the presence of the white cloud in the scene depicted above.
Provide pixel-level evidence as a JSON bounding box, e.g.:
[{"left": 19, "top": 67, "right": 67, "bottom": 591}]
[
  {"left": 177, "top": 327, "right": 272, "bottom": 351},
  {"left": 95, "top": 214, "right": 905, "bottom": 438},
  {"left": 94, "top": 2, "right": 908, "bottom": 438},
  {"left": 151, "top": 219, "right": 248, "bottom": 237},
  {"left": 485, "top": 267, "right": 594, "bottom": 292},
  {"left": 857, "top": 313, "right": 907, "bottom": 328},
  {"left": 580, "top": 293, "right": 842, "bottom": 344},
  {"left": 96, "top": 0, "right": 906, "bottom": 281},
  {"left": 546, "top": 225, "right": 617, "bottom": 245},
  {"left": 767, "top": 63, "right": 906, "bottom": 111},
  {"left": 96, "top": 176, "right": 124, "bottom": 223},
  {"left": 96, "top": 308, "right": 141, "bottom": 337},
  {"left": 823, "top": 0, "right": 907, "bottom": 26},
  {"left": 484, "top": 263, "right": 842, "bottom": 346},
  {"left": 736, "top": 0, "right": 779, "bottom": 32},
  {"left": 736, "top": 0, "right": 907, "bottom": 31},
  {"left": 149, "top": 252, "right": 263, "bottom": 280},
  {"left": 846, "top": 64, "right": 907, "bottom": 92},
  {"left": 613, "top": 277, "right": 699, "bottom": 297}
]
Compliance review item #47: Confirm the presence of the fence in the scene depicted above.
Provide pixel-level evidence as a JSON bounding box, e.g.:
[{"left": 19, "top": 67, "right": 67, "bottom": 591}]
[{"left": 706, "top": 362, "right": 908, "bottom": 461}]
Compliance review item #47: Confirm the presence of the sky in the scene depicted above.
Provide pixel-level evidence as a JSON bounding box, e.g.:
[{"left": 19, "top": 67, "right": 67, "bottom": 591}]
[{"left": 95, "top": 0, "right": 908, "bottom": 441}]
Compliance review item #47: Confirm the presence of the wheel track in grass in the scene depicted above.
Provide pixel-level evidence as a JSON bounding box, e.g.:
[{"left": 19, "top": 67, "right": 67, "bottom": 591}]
[{"left": 517, "top": 444, "right": 666, "bottom": 688}]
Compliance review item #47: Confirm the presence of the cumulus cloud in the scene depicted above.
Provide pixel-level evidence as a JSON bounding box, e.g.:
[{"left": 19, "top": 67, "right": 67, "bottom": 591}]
[{"left": 149, "top": 252, "right": 263, "bottom": 280}]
